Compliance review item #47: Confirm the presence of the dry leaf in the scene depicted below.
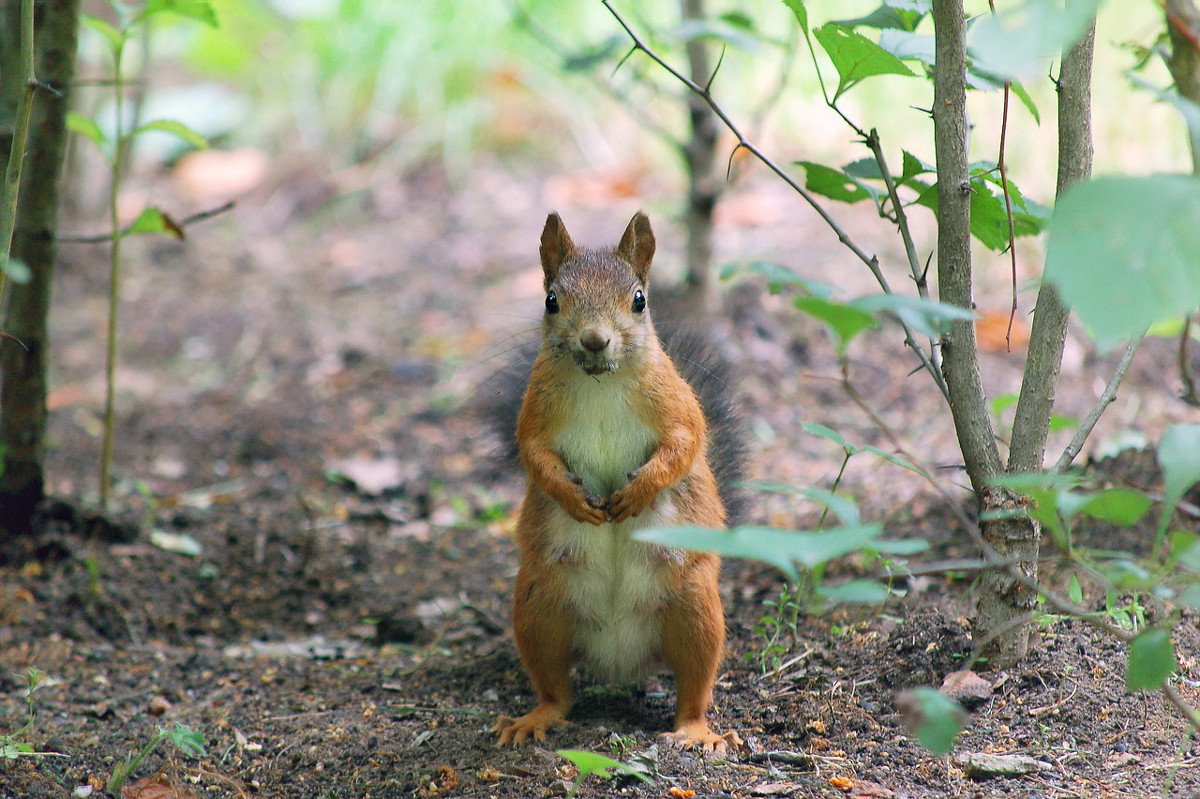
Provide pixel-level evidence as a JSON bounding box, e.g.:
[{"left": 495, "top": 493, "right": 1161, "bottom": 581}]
[
  {"left": 940, "top": 670, "right": 992, "bottom": 708},
  {"left": 976, "top": 310, "right": 1030, "bottom": 352},
  {"left": 829, "top": 774, "right": 854, "bottom": 792},
  {"left": 122, "top": 775, "right": 200, "bottom": 799}
]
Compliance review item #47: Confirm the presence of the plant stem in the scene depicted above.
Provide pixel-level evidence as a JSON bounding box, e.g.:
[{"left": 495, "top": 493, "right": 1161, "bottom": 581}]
[
  {"left": 100, "top": 36, "right": 128, "bottom": 511},
  {"left": 0, "top": 0, "right": 34, "bottom": 310}
]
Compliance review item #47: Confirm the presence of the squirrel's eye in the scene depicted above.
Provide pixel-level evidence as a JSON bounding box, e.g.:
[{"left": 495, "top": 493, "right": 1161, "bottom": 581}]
[
  {"left": 632, "top": 289, "right": 646, "bottom": 314},
  {"left": 545, "top": 292, "right": 559, "bottom": 314}
]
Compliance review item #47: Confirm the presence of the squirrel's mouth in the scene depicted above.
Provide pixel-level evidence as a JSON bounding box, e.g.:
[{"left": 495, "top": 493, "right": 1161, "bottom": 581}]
[{"left": 574, "top": 353, "right": 618, "bottom": 375}]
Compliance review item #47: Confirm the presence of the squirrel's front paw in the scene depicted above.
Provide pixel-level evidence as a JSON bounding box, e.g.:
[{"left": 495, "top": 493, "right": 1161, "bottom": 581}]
[
  {"left": 608, "top": 480, "right": 655, "bottom": 523},
  {"left": 559, "top": 475, "right": 609, "bottom": 525}
]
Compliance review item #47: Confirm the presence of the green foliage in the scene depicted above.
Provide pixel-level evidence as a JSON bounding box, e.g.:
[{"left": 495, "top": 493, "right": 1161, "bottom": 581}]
[
  {"left": 556, "top": 749, "right": 655, "bottom": 797},
  {"left": 635, "top": 523, "right": 884, "bottom": 584},
  {"left": 812, "top": 22, "right": 915, "bottom": 100},
  {"left": 1157, "top": 425, "right": 1200, "bottom": 544},
  {"left": 968, "top": 0, "right": 1102, "bottom": 81},
  {"left": 1044, "top": 176, "right": 1200, "bottom": 351},
  {"left": 1126, "top": 628, "right": 1178, "bottom": 692},
  {"left": 107, "top": 723, "right": 207, "bottom": 794},
  {"left": 1, "top": 669, "right": 66, "bottom": 761},
  {"left": 907, "top": 687, "right": 963, "bottom": 756}
]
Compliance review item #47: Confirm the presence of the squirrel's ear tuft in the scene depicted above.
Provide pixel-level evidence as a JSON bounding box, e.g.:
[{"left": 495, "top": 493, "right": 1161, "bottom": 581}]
[
  {"left": 617, "top": 211, "right": 655, "bottom": 283},
  {"left": 540, "top": 212, "right": 576, "bottom": 287}
]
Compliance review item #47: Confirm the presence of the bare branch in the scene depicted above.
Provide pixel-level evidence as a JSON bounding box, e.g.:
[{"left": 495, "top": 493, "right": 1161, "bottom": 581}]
[{"left": 1052, "top": 332, "right": 1144, "bottom": 473}]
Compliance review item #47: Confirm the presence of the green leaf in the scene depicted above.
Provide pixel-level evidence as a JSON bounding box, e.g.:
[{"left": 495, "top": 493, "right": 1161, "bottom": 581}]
[
  {"left": 165, "top": 723, "right": 206, "bottom": 757},
  {"left": 819, "top": 579, "right": 890, "bottom": 603},
  {"left": 878, "top": 29, "right": 935, "bottom": 66},
  {"left": 1068, "top": 573, "right": 1083, "bottom": 604},
  {"left": 672, "top": 19, "right": 764, "bottom": 51},
  {"left": 633, "top": 524, "right": 884, "bottom": 583},
  {"left": 781, "top": 0, "right": 808, "bottom": 31},
  {"left": 968, "top": 0, "right": 1102, "bottom": 81},
  {"left": 899, "top": 150, "right": 934, "bottom": 183},
  {"left": 796, "top": 161, "right": 880, "bottom": 204},
  {"left": 139, "top": 0, "right": 219, "bottom": 27},
  {"left": 861, "top": 445, "right": 927, "bottom": 477},
  {"left": 1178, "top": 583, "right": 1200, "bottom": 609},
  {"left": 813, "top": 23, "right": 916, "bottom": 100},
  {"left": 850, "top": 293, "right": 975, "bottom": 339},
  {"left": 81, "top": 14, "right": 126, "bottom": 51},
  {"left": 909, "top": 687, "right": 963, "bottom": 756},
  {"left": 0, "top": 258, "right": 30, "bottom": 284},
  {"left": 723, "top": 260, "right": 834, "bottom": 296},
  {"left": 563, "top": 37, "right": 622, "bottom": 72},
  {"left": 557, "top": 750, "right": 655, "bottom": 788},
  {"left": 794, "top": 296, "right": 879, "bottom": 354},
  {"left": 992, "top": 393, "right": 1018, "bottom": 416},
  {"left": 67, "top": 111, "right": 110, "bottom": 155},
  {"left": 1008, "top": 80, "right": 1041, "bottom": 124},
  {"left": 132, "top": 119, "right": 210, "bottom": 150},
  {"left": 1048, "top": 413, "right": 1077, "bottom": 433},
  {"left": 835, "top": 4, "right": 927, "bottom": 32},
  {"left": 738, "top": 482, "right": 862, "bottom": 526},
  {"left": 802, "top": 421, "right": 849, "bottom": 449},
  {"left": 125, "top": 207, "right": 185, "bottom": 240},
  {"left": 1044, "top": 176, "right": 1200, "bottom": 351},
  {"left": 1126, "top": 628, "right": 1178, "bottom": 691},
  {"left": 1158, "top": 425, "right": 1200, "bottom": 538},
  {"left": 916, "top": 177, "right": 1048, "bottom": 252},
  {"left": 1074, "top": 489, "right": 1153, "bottom": 526}
]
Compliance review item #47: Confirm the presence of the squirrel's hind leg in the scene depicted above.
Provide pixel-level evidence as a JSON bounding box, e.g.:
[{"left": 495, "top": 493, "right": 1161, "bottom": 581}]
[
  {"left": 496, "top": 566, "right": 574, "bottom": 746},
  {"left": 660, "top": 557, "right": 742, "bottom": 755}
]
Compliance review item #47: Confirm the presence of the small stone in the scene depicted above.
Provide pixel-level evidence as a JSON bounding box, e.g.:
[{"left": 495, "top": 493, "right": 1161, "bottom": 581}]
[{"left": 148, "top": 695, "right": 172, "bottom": 716}]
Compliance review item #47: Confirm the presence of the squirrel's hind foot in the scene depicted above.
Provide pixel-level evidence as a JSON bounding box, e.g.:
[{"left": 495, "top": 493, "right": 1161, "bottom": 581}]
[
  {"left": 494, "top": 704, "right": 568, "bottom": 747},
  {"left": 662, "top": 722, "right": 743, "bottom": 756}
]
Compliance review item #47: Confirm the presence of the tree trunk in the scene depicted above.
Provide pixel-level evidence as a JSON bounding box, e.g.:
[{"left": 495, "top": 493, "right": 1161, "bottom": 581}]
[
  {"left": 932, "top": 0, "right": 1042, "bottom": 667},
  {"left": 1166, "top": 0, "right": 1200, "bottom": 172},
  {"left": 681, "top": 0, "right": 719, "bottom": 315},
  {"left": 0, "top": 0, "right": 80, "bottom": 537}
]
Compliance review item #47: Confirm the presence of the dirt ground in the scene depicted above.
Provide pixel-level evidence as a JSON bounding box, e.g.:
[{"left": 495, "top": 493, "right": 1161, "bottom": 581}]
[{"left": 2, "top": 155, "right": 1200, "bottom": 799}]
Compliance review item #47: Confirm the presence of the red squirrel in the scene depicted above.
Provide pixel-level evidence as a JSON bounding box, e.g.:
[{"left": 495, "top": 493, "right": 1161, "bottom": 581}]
[{"left": 493, "top": 212, "right": 743, "bottom": 753}]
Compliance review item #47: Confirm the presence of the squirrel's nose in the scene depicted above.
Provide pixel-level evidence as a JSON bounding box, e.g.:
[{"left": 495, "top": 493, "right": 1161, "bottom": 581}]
[{"left": 580, "top": 330, "right": 610, "bottom": 353}]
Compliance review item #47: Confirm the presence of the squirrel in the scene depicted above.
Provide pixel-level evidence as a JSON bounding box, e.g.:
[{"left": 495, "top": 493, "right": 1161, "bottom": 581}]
[{"left": 491, "top": 211, "right": 747, "bottom": 754}]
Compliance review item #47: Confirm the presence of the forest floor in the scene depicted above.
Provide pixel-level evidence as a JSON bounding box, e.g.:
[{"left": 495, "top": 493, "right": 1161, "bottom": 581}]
[{"left": 2, "top": 154, "right": 1200, "bottom": 798}]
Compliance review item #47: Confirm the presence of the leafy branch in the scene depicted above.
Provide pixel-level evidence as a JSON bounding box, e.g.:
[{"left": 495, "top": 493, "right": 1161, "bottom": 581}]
[{"left": 602, "top": 0, "right": 949, "bottom": 400}]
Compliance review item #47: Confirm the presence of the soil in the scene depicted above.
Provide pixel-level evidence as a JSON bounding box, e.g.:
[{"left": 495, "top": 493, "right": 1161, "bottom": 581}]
[{"left": 2, "top": 157, "right": 1200, "bottom": 799}]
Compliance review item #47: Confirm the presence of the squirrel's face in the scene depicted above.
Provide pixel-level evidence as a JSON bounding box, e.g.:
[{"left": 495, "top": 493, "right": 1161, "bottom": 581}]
[
  {"left": 543, "top": 252, "right": 652, "bottom": 376},
  {"left": 538, "top": 211, "right": 657, "bottom": 377}
]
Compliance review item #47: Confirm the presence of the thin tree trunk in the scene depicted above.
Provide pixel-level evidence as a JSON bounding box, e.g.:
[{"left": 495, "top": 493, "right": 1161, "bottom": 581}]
[
  {"left": 933, "top": 0, "right": 1041, "bottom": 667},
  {"left": 0, "top": 0, "right": 81, "bottom": 536},
  {"left": 1166, "top": 0, "right": 1200, "bottom": 172},
  {"left": 681, "top": 0, "right": 719, "bottom": 314}
]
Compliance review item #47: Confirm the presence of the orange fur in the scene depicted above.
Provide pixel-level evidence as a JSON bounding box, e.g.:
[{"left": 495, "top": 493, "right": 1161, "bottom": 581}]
[{"left": 494, "top": 212, "right": 741, "bottom": 754}]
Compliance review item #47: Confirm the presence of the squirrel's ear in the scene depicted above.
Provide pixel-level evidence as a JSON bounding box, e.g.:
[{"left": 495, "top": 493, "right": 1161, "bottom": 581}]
[
  {"left": 617, "top": 211, "right": 655, "bottom": 283},
  {"left": 540, "top": 212, "right": 575, "bottom": 286}
]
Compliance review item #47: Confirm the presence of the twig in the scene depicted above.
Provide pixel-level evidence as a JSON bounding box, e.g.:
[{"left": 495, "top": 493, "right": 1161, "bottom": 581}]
[
  {"left": 1179, "top": 314, "right": 1199, "bottom": 406},
  {"left": 986, "top": 0, "right": 1021, "bottom": 352},
  {"left": 1052, "top": 332, "right": 1144, "bottom": 473},
  {"left": 58, "top": 200, "right": 236, "bottom": 244},
  {"left": 602, "top": 0, "right": 950, "bottom": 401}
]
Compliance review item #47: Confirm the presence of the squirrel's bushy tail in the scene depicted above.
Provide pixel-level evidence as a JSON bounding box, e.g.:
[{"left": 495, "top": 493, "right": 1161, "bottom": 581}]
[{"left": 479, "top": 328, "right": 751, "bottom": 525}]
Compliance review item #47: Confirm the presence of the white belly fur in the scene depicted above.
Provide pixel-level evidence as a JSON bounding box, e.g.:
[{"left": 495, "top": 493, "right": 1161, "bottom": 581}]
[{"left": 549, "top": 372, "right": 683, "bottom": 683}]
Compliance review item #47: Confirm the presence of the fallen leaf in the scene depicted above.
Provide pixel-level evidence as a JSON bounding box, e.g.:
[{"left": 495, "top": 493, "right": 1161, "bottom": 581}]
[
  {"left": 850, "top": 780, "right": 896, "bottom": 798},
  {"left": 326, "top": 456, "right": 407, "bottom": 496},
  {"left": 148, "top": 530, "right": 203, "bottom": 557},
  {"left": 829, "top": 774, "right": 854, "bottom": 792},
  {"left": 122, "top": 775, "right": 201, "bottom": 799},
  {"left": 976, "top": 310, "right": 1030, "bottom": 353}
]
